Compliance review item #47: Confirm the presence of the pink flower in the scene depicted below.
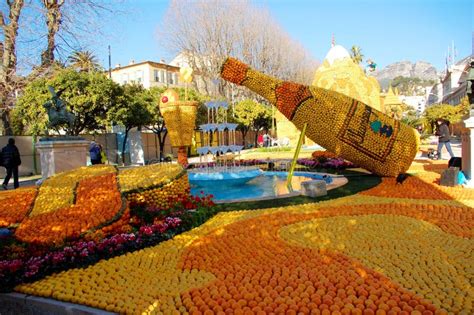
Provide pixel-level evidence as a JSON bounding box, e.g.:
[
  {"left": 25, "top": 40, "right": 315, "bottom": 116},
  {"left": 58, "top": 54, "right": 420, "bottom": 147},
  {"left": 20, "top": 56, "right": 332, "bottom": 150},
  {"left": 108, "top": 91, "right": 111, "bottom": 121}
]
[
  {"left": 51, "top": 252, "right": 65, "bottom": 264},
  {"left": 139, "top": 226, "right": 153, "bottom": 236}
]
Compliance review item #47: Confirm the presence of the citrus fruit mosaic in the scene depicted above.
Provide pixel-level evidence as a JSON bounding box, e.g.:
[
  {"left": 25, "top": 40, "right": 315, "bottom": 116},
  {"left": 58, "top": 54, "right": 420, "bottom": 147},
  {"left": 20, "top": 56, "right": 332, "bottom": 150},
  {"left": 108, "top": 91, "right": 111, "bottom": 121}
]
[
  {"left": 31, "top": 165, "right": 116, "bottom": 217},
  {"left": 9, "top": 159, "right": 473, "bottom": 314},
  {"left": 0, "top": 187, "right": 37, "bottom": 227},
  {"left": 220, "top": 57, "right": 420, "bottom": 177},
  {"left": 0, "top": 164, "right": 188, "bottom": 247}
]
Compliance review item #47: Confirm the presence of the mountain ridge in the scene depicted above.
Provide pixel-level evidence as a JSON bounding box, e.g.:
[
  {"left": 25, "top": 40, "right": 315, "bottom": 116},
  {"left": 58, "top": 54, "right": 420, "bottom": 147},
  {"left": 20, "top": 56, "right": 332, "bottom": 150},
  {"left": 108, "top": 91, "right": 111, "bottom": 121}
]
[{"left": 374, "top": 60, "right": 439, "bottom": 89}]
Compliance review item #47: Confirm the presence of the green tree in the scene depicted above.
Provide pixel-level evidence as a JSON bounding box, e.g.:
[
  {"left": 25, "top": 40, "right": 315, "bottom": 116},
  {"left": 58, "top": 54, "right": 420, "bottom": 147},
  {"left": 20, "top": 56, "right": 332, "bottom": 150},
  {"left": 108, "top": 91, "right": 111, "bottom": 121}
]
[
  {"left": 423, "top": 99, "right": 469, "bottom": 133},
  {"left": 11, "top": 78, "right": 50, "bottom": 136},
  {"left": 12, "top": 68, "right": 121, "bottom": 136},
  {"left": 401, "top": 108, "right": 423, "bottom": 129},
  {"left": 350, "top": 45, "right": 364, "bottom": 65},
  {"left": 107, "top": 84, "right": 153, "bottom": 164},
  {"left": 68, "top": 50, "right": 101, "bottom": 72},
  {"left": 233, "top": 99, "right": 271, "bottom": 147}
]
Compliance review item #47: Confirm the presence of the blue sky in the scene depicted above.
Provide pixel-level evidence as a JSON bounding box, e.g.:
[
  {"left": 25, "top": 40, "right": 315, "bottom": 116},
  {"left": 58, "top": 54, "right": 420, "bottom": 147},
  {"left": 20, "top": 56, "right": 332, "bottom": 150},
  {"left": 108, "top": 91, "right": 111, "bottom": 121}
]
[{"left": 94, "top": 0, "right": 472, "bottom": 72}]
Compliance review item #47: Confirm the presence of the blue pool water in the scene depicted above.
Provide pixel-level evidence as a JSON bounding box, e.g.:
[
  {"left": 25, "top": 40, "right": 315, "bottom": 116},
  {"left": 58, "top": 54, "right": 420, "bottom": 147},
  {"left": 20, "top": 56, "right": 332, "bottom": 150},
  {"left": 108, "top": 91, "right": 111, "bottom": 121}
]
[{"left": 190, "top": 171, "right": 332, "bottom": 203}]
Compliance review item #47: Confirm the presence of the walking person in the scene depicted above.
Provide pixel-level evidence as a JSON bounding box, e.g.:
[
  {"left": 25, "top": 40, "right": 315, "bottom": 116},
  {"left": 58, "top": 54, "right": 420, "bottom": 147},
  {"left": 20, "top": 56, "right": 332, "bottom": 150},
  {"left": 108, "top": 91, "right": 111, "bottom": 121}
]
[
  {"left": 1, "top": 138, "right": 21, "bottom": 190},
  {"left": 263, "top": 133, "right": 269, "bottom": 147},
  {"left": 89, "top": 141, "right": 102, "bottom": 165},
  {"left": 435, "top": 119, "right": 455, "bottom": 160},
  {"left": 257, "top": 134, "right": 264, "bottom": 148}
]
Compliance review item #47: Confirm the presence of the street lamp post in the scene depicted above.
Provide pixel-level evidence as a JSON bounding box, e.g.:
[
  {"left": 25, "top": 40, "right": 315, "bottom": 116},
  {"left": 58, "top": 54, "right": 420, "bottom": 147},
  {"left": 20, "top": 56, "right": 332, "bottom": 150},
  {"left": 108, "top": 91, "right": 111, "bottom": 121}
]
[
  {"left": 467, "top": 60, "right": 474, "bottom": 117},
  {"left": 461, "top": 60, "right": 474, "bottom": 182}
]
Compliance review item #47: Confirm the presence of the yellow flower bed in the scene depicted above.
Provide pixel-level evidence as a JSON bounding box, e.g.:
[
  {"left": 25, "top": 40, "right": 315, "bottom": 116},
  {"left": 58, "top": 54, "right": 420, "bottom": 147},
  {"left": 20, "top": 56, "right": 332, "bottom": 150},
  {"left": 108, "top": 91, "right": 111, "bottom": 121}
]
[
  {"left": 118, "top": 163, "right": 184, "bottom": 193},
  {"left": 30, "top": 165, "right": 116, "bottom": 217}
]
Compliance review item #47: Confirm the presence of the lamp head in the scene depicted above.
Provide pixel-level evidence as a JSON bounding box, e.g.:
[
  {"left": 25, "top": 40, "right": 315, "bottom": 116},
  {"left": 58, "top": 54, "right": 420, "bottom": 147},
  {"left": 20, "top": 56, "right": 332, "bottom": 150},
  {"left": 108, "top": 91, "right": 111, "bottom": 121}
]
[{"left": 467, "top": 60, "right": 474, "bottom": 82}]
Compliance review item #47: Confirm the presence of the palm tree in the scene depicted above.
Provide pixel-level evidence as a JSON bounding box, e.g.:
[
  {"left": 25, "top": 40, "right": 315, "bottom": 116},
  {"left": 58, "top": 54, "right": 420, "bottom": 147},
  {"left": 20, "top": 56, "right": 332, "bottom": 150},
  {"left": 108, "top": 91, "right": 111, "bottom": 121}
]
[
  {"left": 350, "top": 45, "right": 364, "bottom": 65},
  {"left": 68, "top": 50, "right": 101, "bottom": 72}
]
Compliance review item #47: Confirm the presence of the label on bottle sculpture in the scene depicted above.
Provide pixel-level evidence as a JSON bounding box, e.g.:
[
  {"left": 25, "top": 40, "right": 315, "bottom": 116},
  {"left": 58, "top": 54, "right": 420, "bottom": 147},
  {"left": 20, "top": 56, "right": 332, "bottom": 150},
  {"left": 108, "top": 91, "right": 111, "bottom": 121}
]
[{"left": 338, "top": 100, "right": 399, "bottom": 162}]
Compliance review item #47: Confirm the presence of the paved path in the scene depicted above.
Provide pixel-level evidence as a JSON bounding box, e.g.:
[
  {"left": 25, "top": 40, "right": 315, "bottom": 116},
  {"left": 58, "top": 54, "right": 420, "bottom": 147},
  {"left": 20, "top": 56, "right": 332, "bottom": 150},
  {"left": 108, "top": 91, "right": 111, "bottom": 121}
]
[{"left": 417, "top": 138, "right": 462, "bottom": 160}]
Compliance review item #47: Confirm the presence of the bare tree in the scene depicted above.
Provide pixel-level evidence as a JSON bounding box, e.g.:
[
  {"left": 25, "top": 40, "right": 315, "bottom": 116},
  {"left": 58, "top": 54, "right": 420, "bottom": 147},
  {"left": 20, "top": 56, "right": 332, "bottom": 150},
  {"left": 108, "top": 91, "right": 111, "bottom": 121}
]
[
  {"left": 158, "top": 0, "right": 318, "bottom": 101},
  {"left": 41, "top": 0, "right": 64, "bottom": 67},
  {"left": 38, "top": 0, "right": 118, "bottom": 68},
  {"left": 0, "top": 0, "right": 25, "bottom": 135}
]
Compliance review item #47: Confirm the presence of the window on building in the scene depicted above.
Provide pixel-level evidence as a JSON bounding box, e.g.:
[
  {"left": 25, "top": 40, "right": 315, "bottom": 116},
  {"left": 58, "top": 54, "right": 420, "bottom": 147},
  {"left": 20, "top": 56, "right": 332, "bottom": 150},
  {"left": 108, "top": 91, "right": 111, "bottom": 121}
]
[
  {"left": 157, "top": 70, "right": 163, "bottom": 83},
  {"left": 169, "top": 72, "right": 174, "bottom": 85},
  {"left": 135, "top": 70, "right": 143, "bottom": 84},
  {"left": 122, "top": 73, "right": 129, "bottom": 84},
  {"left": 154, "top": 70, "right": 159, "bottom": 82}
]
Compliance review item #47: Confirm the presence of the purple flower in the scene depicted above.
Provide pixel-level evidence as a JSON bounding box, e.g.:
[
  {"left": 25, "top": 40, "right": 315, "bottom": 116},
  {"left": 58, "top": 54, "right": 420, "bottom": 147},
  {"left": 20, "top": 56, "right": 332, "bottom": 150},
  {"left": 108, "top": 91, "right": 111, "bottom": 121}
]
[
  {"left": 51, "top": 252, "right": 66, "bottom": 264},
  {"left": 164, "top": 217, "right": 182, "bottom": 228}
]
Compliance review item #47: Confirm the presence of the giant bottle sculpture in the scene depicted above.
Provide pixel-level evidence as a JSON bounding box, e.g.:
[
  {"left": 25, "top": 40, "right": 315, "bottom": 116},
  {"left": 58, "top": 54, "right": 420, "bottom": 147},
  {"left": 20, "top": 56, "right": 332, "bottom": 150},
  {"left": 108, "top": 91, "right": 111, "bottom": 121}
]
[{"left": 220, "top": 58, "right": 419, "bottom": 177}]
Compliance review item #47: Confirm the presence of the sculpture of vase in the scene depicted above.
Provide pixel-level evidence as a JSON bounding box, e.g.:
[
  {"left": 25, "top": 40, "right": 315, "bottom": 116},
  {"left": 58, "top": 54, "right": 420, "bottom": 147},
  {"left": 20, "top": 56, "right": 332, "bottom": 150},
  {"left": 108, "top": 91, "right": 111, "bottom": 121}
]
[{"left": 159, "top": 89, "right": 198, "bottom": 166}]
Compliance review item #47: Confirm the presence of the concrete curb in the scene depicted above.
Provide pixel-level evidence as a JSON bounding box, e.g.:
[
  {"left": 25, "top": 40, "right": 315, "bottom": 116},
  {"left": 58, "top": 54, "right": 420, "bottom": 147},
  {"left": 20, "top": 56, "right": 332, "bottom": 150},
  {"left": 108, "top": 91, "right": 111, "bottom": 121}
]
[{"left": 0, "top": 292, "right": 115, "bottom": 315}]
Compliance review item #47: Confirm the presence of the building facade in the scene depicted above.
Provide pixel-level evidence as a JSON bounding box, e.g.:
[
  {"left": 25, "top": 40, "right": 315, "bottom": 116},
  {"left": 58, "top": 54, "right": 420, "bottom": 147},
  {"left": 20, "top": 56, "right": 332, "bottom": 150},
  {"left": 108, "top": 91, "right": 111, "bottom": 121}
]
[
  {"left": 110, "top": 60, "right": 181, "bottom": 89},
  {"left": 400, "top": 95, "right": 427, "bottom": 115},
  {"left": 426, "top": 55, "right": 472, "bottom": 106}
]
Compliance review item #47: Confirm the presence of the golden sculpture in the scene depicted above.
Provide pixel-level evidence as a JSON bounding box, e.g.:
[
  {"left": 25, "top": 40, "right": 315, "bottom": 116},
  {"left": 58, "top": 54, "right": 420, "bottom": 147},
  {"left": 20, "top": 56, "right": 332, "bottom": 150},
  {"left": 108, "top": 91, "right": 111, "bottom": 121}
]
[{"left": 220, "top": 57, "right": 419, "bottom": 177}]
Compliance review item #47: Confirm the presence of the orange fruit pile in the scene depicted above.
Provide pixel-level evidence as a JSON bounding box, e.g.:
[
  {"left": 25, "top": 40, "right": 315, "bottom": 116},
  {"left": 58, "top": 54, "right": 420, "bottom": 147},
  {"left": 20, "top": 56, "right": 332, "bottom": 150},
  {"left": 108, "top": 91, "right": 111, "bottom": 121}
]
[
  {"left": 13, "top": 158, "right": 474, "bottom": 314},
  {"left": 15, "top": 173, "right": 125, "bottom": 245},
  {"left": 0, "top": 188, "right": 37, "bottom": 227}
]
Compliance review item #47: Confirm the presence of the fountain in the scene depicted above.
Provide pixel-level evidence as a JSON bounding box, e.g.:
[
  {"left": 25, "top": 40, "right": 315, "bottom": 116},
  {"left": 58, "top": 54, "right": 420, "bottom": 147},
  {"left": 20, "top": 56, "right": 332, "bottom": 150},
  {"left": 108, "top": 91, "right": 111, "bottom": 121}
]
[
  {"left": 187, "top": 101, "right": 344, "bottom": 203},
  {"left": 188, "top": 100, "right": 263, "bottom": 185}
]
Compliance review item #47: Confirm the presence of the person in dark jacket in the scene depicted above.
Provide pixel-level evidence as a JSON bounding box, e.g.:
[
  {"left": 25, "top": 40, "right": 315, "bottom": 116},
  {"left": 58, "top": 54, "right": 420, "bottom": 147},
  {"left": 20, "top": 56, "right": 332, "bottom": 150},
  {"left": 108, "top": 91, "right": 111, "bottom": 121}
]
[
  {"left": 435, "top": 119, "right": 454, "bottom": 160},
  {"left": 89, "top": 141, "right": 102, "bottom": 165},
  {"left": 2, "top": 138, "right": 21, "bottom": 190}
]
